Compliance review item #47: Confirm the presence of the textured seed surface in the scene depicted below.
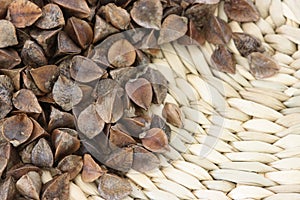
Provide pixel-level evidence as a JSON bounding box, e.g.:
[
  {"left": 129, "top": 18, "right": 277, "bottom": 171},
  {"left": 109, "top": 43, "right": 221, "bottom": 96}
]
[
  {"left": 52, "top": 75, "right": 83, "bottom": 111},
  {"left": 31, "top": 138, "right": 53, "bottom": 167},
  {"left": 211, "top": 45, "right": 236, "bottom": 74},
  {"left": 108, "top": 39, "right": 136, "bottom": 68},
  {"left": 65, "top": 17, "right": 93, "bottom": 49},
  {"left": 158, "top": 14, "right": 188, "bottom": 45},
  {"left": 93, "top": 15, "right": 119, "bottom": 43},
  {"left": 131, "top": 0, "right": 163, "bottom": 30},
  {"left": 30, "top": 65, "right": 59, "bottom": 93},
  {"left": 77, "top": 103, "right": 105, "bottom": 139},
  {"left": 35, "top": 3, "right": 65, "bottom": 29},
  {"left": 98, "top": 174, "right": 132, "bottom": 200},
  {"left": 52, "top": 128, "right": 80, "bottom": 161},
  {"left": 0, "top": 75, "right": 14, "bottom": 119},
  {"left": 132, "top": 146, "right": 160, "bottom": 172},
  {"left": 70, "top": 55, "right": 105, "bottom": 83},
  {"left": 12, "top": 89, "right": 42, "bottom": 113},
  {"left": 104, "top": 147, "right": 133, "bottom": 172},
  {"left": 0, "top": 49, "right": 21, "bottom": 69},
  {"left": 204, "top": 15, "right": 232, "bottom": 45},
  {"left": 51, "top": 0, "right": 90, "bottom": 18},
  {"left": 224, "top": 0, "right": 260, "bottom": 22},
  {"left": 249, "top": 52, "right": 280, "bottom": 79},
  {"left": 57, "top": 155, "right": 83, "bottom": 180},
  {"left": 16, "top": 171, "right": 42, "bottom": 200},
  {"left": 0, "top": 20, "right": 18, "bottom": 48},
  {"left": 100, "top": 3, "right": 131, "bottom": 30},
  {"left": 125, "top": 78, "right": 153, "bottom": 110},
  {"left": 95, "top": 79, "right": 124, "bottom": 123},
  {"left": 162, "top": 102, "right": 183, "bottom": 128},
  {"left": 140, "top": 128, "right": 170, "bottom": 153},
  {"left": 7, "top": 0, "right": 42, "bottom": 28},
  {"left": 41, "top": 173, "right": 70, "bottom": 200},
  {"left": 82, "top": 154, "right": 104, "bottom": 182},
  {"left": 233, "top": 32, "right": 264, "bottom": 56},
  {"left": 2, "top": 114, "right": 33, "bottom": 147},
  {"left": 0, "top": 176, "right": 16, "bottom": 200}
]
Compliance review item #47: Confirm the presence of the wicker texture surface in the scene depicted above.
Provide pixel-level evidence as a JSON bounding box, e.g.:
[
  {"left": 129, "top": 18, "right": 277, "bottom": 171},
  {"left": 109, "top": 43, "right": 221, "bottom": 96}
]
[{"left": 62, "top": 0, "right": 300, "bottom": 199}]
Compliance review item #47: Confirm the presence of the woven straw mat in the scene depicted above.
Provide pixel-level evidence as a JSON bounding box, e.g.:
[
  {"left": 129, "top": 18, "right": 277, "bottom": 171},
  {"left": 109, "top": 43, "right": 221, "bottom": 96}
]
[{"left": 55, "top": 0, "right": 300, "bottom": 200}]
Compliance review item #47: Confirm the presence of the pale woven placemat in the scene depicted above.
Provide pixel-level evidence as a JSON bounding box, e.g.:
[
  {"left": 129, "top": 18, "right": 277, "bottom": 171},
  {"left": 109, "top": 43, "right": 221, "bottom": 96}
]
[{"left": 45, "top": 0, "right": 300, "bottom": 199}]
